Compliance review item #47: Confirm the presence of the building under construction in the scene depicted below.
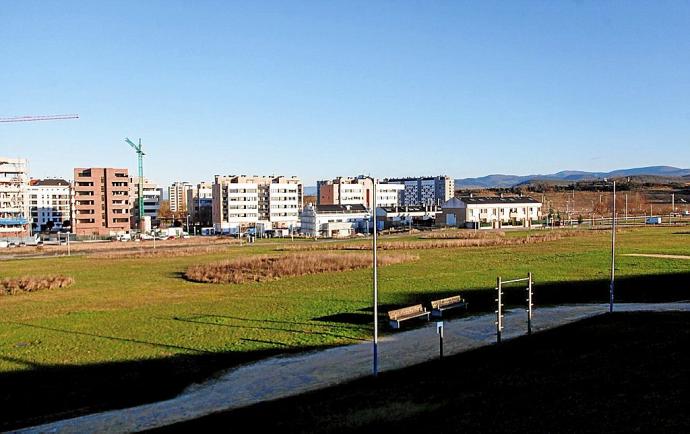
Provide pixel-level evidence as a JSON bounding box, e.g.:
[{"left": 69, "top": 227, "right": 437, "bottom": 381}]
[{"left": 0, "top": 158, "right": 30, "bottom": 237}]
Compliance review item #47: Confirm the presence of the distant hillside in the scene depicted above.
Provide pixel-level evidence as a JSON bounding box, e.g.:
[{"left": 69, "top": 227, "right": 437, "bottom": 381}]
[{"left": 455, "top": 166, "right": 690, "bottom": 189}]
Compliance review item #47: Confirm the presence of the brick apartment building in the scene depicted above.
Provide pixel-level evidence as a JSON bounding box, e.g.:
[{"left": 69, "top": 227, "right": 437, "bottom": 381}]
[{"left": 73, "top": 168, "right": 131, "bottom": 236}]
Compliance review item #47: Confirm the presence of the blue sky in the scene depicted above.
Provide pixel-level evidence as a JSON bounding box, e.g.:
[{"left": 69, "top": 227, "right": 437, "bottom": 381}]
[{"left": 2, "top": 1, "right": 689, "bottom": 186}]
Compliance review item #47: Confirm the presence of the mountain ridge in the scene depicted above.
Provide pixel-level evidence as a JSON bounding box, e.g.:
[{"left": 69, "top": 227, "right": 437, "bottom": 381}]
[{"left": 455, "top": 166, "right": 690, "bottom": 189}]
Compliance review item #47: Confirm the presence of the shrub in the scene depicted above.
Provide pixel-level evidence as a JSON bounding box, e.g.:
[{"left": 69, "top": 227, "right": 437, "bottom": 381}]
[
  {"left": 185, "top": 252, "right": 418, "bottom": 284},
  {"left": 1, "top": 275, "right": 75, "bottom": 296}
]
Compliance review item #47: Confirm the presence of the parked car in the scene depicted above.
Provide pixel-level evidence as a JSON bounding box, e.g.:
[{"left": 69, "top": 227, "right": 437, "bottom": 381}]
[{"left": 645, "top": 217, "right": 662, "bottom": 225}]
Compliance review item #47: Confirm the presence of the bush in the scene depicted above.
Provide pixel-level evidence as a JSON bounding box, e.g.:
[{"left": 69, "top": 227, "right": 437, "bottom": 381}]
[{"left": 1, "top": 275, "right": 75, "bottom": 296}]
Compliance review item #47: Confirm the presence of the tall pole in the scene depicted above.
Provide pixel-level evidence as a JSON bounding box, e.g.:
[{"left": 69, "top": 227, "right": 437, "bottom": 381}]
[
  {"left": 610, "top": 181, "right": 616, "bottom": 313},
  {"left": 372, "top": 178, "right": 379, "bottom": 377}
]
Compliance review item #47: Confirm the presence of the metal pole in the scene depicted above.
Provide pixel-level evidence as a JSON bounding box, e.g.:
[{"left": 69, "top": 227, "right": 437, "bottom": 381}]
[
  {"left": 372, "top": 178, "right": 379, "bottom": 376},
  {"left": 527, "top": 272, "right": 533, "bottom": 335},
  {"left": 438, "top": 322, "right": 444, "bottom": 359},
  {"left": 610, "top": 181, "right": 616, "bottom": 313},
  {"left": 67, "top": 232, "right": 71, "bottom": 257},
  {"left": 496, "top": 276, "right": 502, "bottom": 343}
]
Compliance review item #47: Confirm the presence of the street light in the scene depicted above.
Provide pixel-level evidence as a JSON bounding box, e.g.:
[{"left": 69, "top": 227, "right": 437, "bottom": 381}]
[
  {"left": 362, "top": 175, "right": 380, "bottom": 377},
  {"left": 605, "top": 179, "right": 616, "bottom": 313},
  {"left": 371, "top": 177, "right": 379, "bottom": 377}
]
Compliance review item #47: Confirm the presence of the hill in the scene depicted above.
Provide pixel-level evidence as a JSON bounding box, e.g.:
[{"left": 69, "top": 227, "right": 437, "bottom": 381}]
[{"left": 455, "top": 166, "right": 690, "bottom": 189}]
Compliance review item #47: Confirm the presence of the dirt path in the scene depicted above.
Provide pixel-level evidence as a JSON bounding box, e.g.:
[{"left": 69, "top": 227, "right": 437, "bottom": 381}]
[
  {"left": 16, "top": 302, "right": 690, "bottom": 434},
  {"left": 623, "top": 253, "right": 690, "bottom": 260}
]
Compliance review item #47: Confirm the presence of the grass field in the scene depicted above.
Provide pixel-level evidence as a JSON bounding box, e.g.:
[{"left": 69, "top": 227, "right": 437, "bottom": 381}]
[
  {"left": 1, "top": 226, "right": 689, "bottom": 429},
  {"left": 159, "top": 312, "right": 690, "bottom": 433}
]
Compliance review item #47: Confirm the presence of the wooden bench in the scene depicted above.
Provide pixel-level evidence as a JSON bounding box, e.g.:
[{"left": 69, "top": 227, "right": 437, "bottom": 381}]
[
  {"left": 388, "top": 304, "right": 430, "bottom": 329},
  {"left": 430, "top": 295, "right": 467, "bottom": 318}
]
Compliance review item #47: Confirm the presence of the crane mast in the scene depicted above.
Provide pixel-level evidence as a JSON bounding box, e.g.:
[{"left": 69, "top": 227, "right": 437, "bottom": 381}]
[{"left": 125, "top": 138, "right": 145, "bottom": 227}]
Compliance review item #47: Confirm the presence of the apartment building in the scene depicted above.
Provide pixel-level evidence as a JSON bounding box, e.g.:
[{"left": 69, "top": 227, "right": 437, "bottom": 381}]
[
  {"left": 385, "top": 176, "right": 454, "bottom": 206},
  {"left": 0, "top": 158, "right": 30, "bottom": 236},
  {"left": 168, "top": 181, "right": 192, "bottom": 213},
  {"left": 73, "top": 168, "right": 131, "bottom": 236},
  {"left": 316, "top": 176, "right": 403, "bottom": 209},
  {"left": 28, "top": 179, "right": 72, "bottom": 232},
  {"left": 186, "top": 181, "right": 213, "bottom": 226},
  {"left": 441, "top": 195, "right": 542, "bottom": 229},
  {"left": 130, "top": 178, "right": 163, "bottom": 225},
  {"left": 212, "top": 175, "right": 303, "bottom": 233},
  {"left": 300, "top": 203, "right": 369, "bottom": 238}
]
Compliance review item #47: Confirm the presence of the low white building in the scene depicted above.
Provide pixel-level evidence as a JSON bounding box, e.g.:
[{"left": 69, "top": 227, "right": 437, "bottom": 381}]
[
  {"left": 376, "top": 205, "right": 441, "bottom": 228},
  {"left": 300, "top": 204, "right": 369, "bottom": 238},
  {"left": 28, "top": 179, "right": 72, "bottom": 232},
  {"left": 442, "top": 196, "right": 542, "bottom": 228}
]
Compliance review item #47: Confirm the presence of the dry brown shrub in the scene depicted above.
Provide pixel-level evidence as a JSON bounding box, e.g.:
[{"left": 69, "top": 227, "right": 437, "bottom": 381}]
[
  {"left": 1, "top": 275, "right": 75, "bottom": 296},
  {"left": 185, "top": 252, "right": 418, "bottom": 284},
  {"left": 89, "top": 244, "right": 231, "bottom": 259},
  {"left": 421, "top": 230, "right": 506, "bottom": 239},
  {"left": 276, "top": 230, "right": 587, "bottom": 252}
]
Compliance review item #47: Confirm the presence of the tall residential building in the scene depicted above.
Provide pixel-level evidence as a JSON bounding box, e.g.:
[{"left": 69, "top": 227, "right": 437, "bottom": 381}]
[
  {"left": 316, "top": 176, "right": 403, "bottom": 209},
  {"left": 385, "top": 176, "right": 454, "bottom": 206},
  {"left": 186, "top": 181, "right": 213, "bottom": 226},
  {"left": 212, "top": 175, "right": 303, "bottom": 232},
  {"left": 130, "top": 178, "right": 163, "bottom": 224},
  {"left": 0, "top": 158, "right": 30, "bottom": 236},
  {"left": 168, "top": 181, "right": 192, "bottom": 213},
  {"left": 73, "top": 168, "right": 130, "bottom": 236},
  {"left": 28, "top": 179, "right": 72, "bottom": 232}
]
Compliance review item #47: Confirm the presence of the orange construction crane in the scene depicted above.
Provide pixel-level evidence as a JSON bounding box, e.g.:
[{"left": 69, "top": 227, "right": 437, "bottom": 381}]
[{"left": 0, "top": 114, "right": 79, "bottom": 123}]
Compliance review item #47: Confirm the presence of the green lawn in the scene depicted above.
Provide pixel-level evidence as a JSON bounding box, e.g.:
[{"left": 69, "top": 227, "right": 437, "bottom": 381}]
[{"left": 0, "top": 226, "right": 688, "bottom": 428}]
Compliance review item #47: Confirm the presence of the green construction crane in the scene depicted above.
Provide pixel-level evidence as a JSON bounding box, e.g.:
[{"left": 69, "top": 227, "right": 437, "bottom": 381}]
[{"left": 125, "top": 137, "right": 145, "bottom": 225}]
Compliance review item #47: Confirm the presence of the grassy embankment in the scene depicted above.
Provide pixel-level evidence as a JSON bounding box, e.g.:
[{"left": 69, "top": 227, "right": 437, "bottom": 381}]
[{"left": 0, "top": 226, "right": 688, "bottom": 429}]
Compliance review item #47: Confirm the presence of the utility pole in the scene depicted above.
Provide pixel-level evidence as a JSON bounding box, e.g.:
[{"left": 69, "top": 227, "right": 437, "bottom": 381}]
[{"left": 372, "top": 177, "right": 379, "bottom": 377}]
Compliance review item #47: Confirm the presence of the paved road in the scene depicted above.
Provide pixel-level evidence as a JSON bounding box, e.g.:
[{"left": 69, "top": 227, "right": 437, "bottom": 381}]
[{"left": 17, "top": 302, "right": 690, "bottom": 434}]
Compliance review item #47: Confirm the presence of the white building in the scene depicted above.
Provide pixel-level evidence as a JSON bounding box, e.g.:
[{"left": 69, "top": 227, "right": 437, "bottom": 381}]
[
  {"left": 317, "top": 176, "right": 403, "bottom": 209},
  {"left": 28, "top": 179, "right": 72, "bottom": 232},
  {"left": 130, "top": 177, "right": 163, "bottom": 225},
  {"left": 168, "top": 181, "right": 192, "bottom": 213},
  {"left": 186, "top": 181, "right": 213, "bottom": 226},
  {"left": 212, "top": 175, "right": 302, "bottom": 233},
  {"left": 0, "top": 158, "right": 30, "bottom": 236},
  {"left": 441, "top": 196, "right": 542, "bottom": 228},
  {"left": 376, "top": 205, "right": 441, "bottom": 228},
  {"left": 386, "top": 176, "right": 454, "bottom": 206},
  {"left": 300, "top": 204, "right": 370, "bottom": 238}
]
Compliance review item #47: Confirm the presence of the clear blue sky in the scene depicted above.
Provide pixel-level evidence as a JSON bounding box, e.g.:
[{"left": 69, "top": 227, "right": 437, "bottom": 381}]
[{"left": 2, "top": 1, "right": 689, "bottom": 186}]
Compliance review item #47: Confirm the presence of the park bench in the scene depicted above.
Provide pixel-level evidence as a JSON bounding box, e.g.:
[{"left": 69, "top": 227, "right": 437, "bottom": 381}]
[
  {"left": 430, "top": 295, "right": 467, "bottom": 318},
  {"left": 388, "top": 304, "right": 430, "bottom": 329}
]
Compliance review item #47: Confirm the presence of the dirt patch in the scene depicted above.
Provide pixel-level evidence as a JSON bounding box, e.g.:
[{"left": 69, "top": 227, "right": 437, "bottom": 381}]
[{"left": 623, "top": 253, "right": 690, "bottom": 260}]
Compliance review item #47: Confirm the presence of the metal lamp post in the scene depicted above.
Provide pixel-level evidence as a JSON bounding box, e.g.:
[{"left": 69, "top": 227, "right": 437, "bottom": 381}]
[
  {"left": 371, "top": 177, "right": 379, "bottom": 377},
  {"left": 609, "top": 180, "right": 616, "bottom": 312}
]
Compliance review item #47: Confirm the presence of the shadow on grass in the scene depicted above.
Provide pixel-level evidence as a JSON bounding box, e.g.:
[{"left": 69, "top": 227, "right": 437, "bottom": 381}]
[
  {"left": 0, "top": 346, "right": 324, "bottom": 432},
  {"left": 374, "top": 271, "right": 690, "bottom": 315}
]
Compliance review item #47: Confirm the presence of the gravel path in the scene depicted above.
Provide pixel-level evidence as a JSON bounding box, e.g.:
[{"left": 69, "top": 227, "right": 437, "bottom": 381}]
[{"left": 16, "top": 302, "right": 690, "bottom": 434}]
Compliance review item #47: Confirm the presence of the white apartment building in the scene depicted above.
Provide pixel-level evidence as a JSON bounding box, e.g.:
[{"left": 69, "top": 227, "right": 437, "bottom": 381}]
[
  {"left": 300, "top": 204, "right": 370, "bottom": 238},
  {"left": 0, "top": 158, "right": 30, "bottom": 236},
  {"left": 130, "top": 177, "right": 163, "bottom": 224},
  {"left": 386, "top": 176, "right": 454, "bottom": 206},
  {"left": 212, "top": 175, "right": 303, "bottom": 233},
  {"left": 317, "top": 176, "right": 403, "bottom": 209},
  {"left": 168, "top": 181, "right": 192, "bottom": 213},
  {"left": 442, "top": 196, "right": 542, "bottom": 228},
  {"left": 28, "top": 179, "right": 72, "bottom": 232},
  {"left": 186, "top": 181, "right": 213, "bottom": 226}
]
